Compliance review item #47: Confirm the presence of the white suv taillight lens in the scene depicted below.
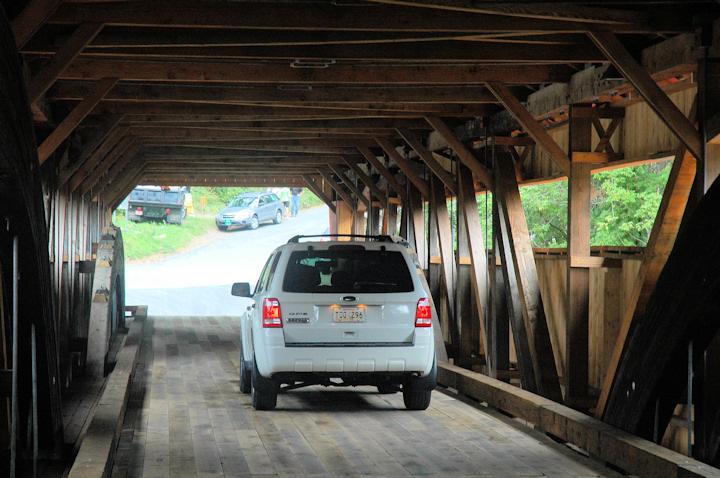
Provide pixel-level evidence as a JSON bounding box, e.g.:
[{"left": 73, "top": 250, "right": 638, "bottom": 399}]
[
  {"left": 262, "top": 298, "right": 282, "bottom": 327},
  {"left": 415, "top": 298, "right": 432, "bottom": 327}
]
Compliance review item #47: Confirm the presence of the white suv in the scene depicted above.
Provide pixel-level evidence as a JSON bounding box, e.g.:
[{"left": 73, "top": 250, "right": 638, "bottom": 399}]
[{"left": 232, "top": 235, "right": 437, "bottom": 410}]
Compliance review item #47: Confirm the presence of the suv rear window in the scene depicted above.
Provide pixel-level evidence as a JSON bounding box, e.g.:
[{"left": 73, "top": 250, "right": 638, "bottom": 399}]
[{"left": 282, "top": 249, "right": 414, "bottom": 293}]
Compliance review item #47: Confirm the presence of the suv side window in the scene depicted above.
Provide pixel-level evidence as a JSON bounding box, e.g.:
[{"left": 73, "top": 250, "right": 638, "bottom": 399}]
[{"left": 255, "top": 251, "right": 282, "bottom": 295}]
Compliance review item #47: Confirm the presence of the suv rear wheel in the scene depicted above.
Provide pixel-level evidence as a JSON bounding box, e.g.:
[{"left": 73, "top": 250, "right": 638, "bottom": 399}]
[
  {"left": 251, "top": 355, "right": 277, "bottom": 410},
  {"left": 402, "top": 388, "right": 431, "bottom": 410},
  {"left": 239, "top": 346, "right": 251, "bottom": 394}
]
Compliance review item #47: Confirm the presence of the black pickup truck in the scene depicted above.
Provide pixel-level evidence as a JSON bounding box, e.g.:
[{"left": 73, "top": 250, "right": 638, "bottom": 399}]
[{"left": 127, "top": 185, "right": 187, "bottom": 225}]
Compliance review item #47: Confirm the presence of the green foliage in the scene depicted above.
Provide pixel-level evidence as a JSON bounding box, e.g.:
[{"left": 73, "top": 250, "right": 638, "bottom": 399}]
[
  {"left": 517, "top": 161, "right": 671, "bottom": 247},
  {"left": 590, "top": 161, "right": 671, "bottom": 246},
  {"left": 119, "top": 214, "right": 216, "bottom": 261},
  {"left": 520, "top": 180, "right": 569, "bottom": 247}
]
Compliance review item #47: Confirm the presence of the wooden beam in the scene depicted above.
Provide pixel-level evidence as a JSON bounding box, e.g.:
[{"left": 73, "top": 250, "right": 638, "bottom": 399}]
[
  {"left": 48, "top": 81, "right": 501, "bottom": 105},
  {"left": 408, "top": 184, "right": 426, "bottom": 269},
  {"left": 317, "top": 169, "right": 355, "bottom": 210},
  {"left": 94, "top": 142, "right": 142, "bottom": 194},
  {"left": 68, "top": 40, "right": 605, "bottom": 63},
  {"left": 458, "top": 164, "right": 490, "bottom": 370},
  {"left": 59, "top": 59, "right": 567, "bottom": 85},
  {"left": 57, "top": 113, "right": 125, "bottom": 186},
  {"left": 376, "top": 138, "right": 430, "bottom": 197},
  {"left": 596, "top": 150, "right": 697, "bottom": 419},
  {"left": 329, "top": 164, "right": 371, "bottom": 208},
  {"left": 588, "top": 31, "right": 702, "bottom": 160},
  {"left": 96, "top": 100, "right": 489, "bottom": 118},
  {"left": 302, "top": 175, "right": 336, "bottom": 214},
  {"left": 397, "top": 128, "right": 457, "bottom": 195},
  {"left": 78, "top": 136, "right": 137, "bottom": 195},
  {"left": 486, "top": 81, "right": 572, "bottom": 176},
  {"left": 565, "top": 107, "right": 593, "bottom": 407},
  {"left": 50, "top": 1, "right": 659, "bottom": 33},
  {"left": 358, "top": 146, "right": 407, "bottom": 201},
  {"left": 431, "top": 175, "right": 457, "bottom": 325},
  {"left": 38, "top": 78, "right": 118, "bottom": 165},
  {"left": 27, "top": 23, "right": 104, "bottom": 104},
  {"left": 60, "top": 126, "right": 128, "bottom": 188},
  {"left": 425, "top": 116, "right": 494, "bottom": 190},
  {"left": 363, "top": 0, "right": 647, "bottom": 24},
  {"left": 494, "top": 169, "right": 538, "bottom": 393},
  {"left": 494, "top": 152, "right": 562, "bottom": 402},
  {"left": 344, "top": 159, "right": 385, "bottom": 201},
  {"left": 11, "top": 0, "right": 64, "bottom": 49}
]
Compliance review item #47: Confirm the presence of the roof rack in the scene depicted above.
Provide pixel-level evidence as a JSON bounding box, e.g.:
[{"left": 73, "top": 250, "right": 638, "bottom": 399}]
[{"left": 287, "top": 234, "right": 395, "bottom": 244}]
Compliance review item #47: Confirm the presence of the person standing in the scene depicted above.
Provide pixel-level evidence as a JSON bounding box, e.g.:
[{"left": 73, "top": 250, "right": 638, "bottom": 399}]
[
  {"left": 290, "top": 186, "right": 303, "bottom": 217},
  {"left": 278, "top": 186, "right": 291, "bottom": 219}
]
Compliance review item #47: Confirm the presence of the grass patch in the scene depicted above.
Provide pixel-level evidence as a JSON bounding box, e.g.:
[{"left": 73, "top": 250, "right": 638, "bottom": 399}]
[{"left": 119, "top": 214, "right": 216, "bottom": 261}]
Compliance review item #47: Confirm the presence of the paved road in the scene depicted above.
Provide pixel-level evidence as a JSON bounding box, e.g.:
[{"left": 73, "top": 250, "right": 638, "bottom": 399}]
[{"left": 125, "top": 206, "right": 330, "bottom": 316}]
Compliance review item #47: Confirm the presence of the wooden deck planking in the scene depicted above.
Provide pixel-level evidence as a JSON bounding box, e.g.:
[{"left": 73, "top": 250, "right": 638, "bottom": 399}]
[{"left": 112, "top": 316, "right": 625, "bottom": 477}]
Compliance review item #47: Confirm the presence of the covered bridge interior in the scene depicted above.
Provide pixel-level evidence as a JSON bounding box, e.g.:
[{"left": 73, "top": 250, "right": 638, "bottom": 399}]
[{"left": 2, "top": 0, "right": 720, "bottom": 475}]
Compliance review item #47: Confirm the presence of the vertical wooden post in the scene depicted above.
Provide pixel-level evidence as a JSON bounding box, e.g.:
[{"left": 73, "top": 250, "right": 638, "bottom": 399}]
[
  {"left": 386, "top": 201, "right": 398, "bottom": 236},
  {"left": 566, "top": 106, "right": 593, "bottom": 407}
]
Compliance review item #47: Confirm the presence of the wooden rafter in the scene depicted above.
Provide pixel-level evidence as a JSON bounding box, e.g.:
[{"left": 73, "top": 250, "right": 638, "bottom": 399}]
[
  {"left": 59, "top": 59, "right": 568, "bottom": 85},
  {"left": 424, "top": 116, "right": 493, "bottom": 190},
  {"left": 363, "top": 0, "right": 649, "bottom": 25},
  {"left": 27, "top": 23, "right": 104, "bottom": 104},
  {"left": 317, "top": 169, "right": 355, "bottom": 210},
  {"left": 486, "top": 81, "right": 572, "bottom": 176},
  {"left": 49, "top": 1, "right": 661, "bottom": 34},
  {"left": 588, "top": 31, "right": 702, "bottom": 161},
  {"left": 357, "top": 146, "right": 407, "bottom": 201},
  {"left": 397, "top": 128, "right": 457, "bottom": 194},
  {"left": 302, "top": 175, "right": 336, "bottom": 214},
  {"left": 376, "top": 138, "right": 430, "bottom": 197},
  {"left": 329, "top": 164, "right": 370, "bottom": 208},
  {"left": 11, "top": 0, "right": 64, "bottom": 49},
  {"left": 344, "top": 159, "right": 385, "bottom": 201},
  {"left": 38, "top": 77, "right": 119, "bottom": 165}
]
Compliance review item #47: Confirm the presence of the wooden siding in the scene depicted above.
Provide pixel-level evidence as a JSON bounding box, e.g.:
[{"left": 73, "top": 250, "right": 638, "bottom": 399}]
[{"left": 536, "top": 255, "right": 642, "bottom": 390}]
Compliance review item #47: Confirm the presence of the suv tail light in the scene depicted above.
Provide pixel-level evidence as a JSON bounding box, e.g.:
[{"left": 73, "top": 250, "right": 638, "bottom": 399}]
[
  {"left": 415, "top": 298, "right": 432, "bottom": 327},
  {"left": 262, "top": 298, "right": 282, "bottom": 327}
]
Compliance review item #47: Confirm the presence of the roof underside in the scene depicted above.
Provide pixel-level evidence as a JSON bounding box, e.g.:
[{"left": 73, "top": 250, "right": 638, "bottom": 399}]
[{"left": 8, "top": 0, "right": 718, "bottom": 192}]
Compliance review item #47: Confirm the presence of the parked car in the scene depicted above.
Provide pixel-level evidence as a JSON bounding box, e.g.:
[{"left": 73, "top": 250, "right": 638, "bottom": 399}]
[
  {"left": 127, "top": 185, "right": 187, "bottom": 225},
  {"left": 216, "top": 191, "right": 284, "bottom": 231},
  {"left": 231, "top": 234, "right": 437, "bottom": 410}
]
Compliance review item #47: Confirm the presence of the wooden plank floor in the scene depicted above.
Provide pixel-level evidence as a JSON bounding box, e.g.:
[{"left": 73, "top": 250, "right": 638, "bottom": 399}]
[{"left": 111, "top": 316, "right": 625, "bottom": 477}]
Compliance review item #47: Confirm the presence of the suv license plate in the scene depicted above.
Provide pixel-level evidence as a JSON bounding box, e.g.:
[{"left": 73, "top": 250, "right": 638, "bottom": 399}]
[
  {"left": 333, "top": 308, "right": 364, "bottom": 322},
  {"left": 224, "top": 219, "right": 232, "bottom": 225}
]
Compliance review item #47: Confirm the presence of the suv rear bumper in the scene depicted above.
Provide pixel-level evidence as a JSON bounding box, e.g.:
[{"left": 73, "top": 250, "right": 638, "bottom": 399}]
[{"left": 254, "top": 328, "right": 435, "bottom": 379}]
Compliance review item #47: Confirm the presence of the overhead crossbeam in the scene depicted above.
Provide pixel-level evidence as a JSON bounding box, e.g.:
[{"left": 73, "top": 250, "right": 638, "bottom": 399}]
[
  {"left": 588, "top": 31, "right": 702, "bottom": 161},
  {"left": 486, "top": 81, "right": 572, "bottom": 176}
]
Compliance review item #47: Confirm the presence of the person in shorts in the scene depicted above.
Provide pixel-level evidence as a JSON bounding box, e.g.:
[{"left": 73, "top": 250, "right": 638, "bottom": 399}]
[{"left": 278, "top": 186, "right": 291, "bottom": 218}]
